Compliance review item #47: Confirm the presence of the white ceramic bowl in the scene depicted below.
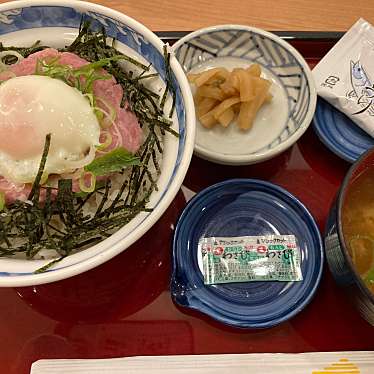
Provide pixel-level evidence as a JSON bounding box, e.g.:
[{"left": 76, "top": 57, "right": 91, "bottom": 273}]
[
  {"left": 0, "top": 0, "right": 195, "bottom": 286},
  {"left": 173, "top": 25, "right": 317, "bottom": 165}
]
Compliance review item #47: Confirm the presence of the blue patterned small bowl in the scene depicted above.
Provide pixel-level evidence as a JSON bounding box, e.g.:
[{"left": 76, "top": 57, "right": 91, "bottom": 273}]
[
  {"left": 0, "top": 1, "right": 195, "bottom": 286},
  {"left": 171, "top": 179, "right": 324, "bottom": 328},
  {"left": 173, "top": 25, "right": 317, "bottom": 165}
]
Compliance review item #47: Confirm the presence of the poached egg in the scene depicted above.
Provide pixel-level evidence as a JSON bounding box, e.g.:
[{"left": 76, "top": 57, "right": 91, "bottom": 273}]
[{"left": 0, "top": 75, "right": 101, "bottom": 183}]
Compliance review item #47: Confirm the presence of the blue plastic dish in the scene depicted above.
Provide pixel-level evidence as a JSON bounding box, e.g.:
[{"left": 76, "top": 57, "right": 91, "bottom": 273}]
[
  {"left": 171, "top": 179, "right": 324, "bottom": 329},
  {"left": 313, "top": 98, "right": 374, "bottom": 163}
]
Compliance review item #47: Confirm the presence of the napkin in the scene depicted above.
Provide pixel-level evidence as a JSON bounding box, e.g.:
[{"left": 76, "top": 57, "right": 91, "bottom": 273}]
[
  {"left": 313, "top": 18, "right": 374, "bottom": 138},
  {"left": 31, "top": 351, "right": 374, "bottom": 374}
]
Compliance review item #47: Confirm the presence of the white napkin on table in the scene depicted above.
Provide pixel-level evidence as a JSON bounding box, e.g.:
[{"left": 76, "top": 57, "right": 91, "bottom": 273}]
[
  {"left": 313, "top": 18, "right": 374, "bottom": 138},
  {"left": 31, "top": 351, "right": 374, "bottom": 374}
]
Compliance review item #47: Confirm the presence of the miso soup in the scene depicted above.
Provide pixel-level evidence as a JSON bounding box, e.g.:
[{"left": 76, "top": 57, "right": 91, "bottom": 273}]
[{"left": 342, "top": 167, "right": 374, "bottom": 294}]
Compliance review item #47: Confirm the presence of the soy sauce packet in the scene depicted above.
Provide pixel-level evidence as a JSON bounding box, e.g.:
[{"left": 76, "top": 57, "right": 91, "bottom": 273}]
[{"left": 313, "top": 18, "right": 374, "bottom": 137}]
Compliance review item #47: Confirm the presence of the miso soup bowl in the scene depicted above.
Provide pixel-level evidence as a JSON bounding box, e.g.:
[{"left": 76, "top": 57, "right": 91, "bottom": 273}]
[{"left": 325, "top": 148, "right": 374, "bottom": 326}]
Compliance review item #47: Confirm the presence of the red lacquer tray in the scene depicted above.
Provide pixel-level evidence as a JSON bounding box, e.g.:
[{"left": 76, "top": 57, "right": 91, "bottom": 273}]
[{"left": 1, "top": 32, "right": 373, "bottom": 374}]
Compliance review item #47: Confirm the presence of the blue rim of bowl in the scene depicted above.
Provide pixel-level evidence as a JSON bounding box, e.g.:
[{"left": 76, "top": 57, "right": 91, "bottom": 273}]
[
  {"left": 171, "top": 179, "right": 324, "bottom": 328},
  {"left": 313, "top": 97, "right": 374, "bottom": 163}
]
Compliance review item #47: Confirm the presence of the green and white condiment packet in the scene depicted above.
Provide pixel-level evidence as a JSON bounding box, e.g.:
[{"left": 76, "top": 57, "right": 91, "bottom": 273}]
[{"left": 198, "top": 234, "right": 303, "bottom": 285}]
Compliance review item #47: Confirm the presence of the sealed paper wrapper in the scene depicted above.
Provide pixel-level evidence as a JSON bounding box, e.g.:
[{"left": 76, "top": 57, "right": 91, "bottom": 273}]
[
  {"left": 31, "top": 351, "right": 374, "bottom": 373},
  {"left": 313, "top": 18, "right": 374, "bottom": 137},
  {"left": 198, "top": 235, "right": 303, "bottom": 284}
]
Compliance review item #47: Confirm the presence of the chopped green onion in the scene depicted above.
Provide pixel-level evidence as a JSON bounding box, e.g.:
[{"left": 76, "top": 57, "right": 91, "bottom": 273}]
[
  {"left": 96, "top": 131, "right": 113, "bottom": 151},
  {"left": 35, "top": 56, "right": 112, "bottom": 95},
  {"left": 83, "top": 93, "right": 95, "bottom": 106},
  {"left": 73, "top": 180, "right": 106, "bottom": 198},
  {"left": 79, "top": 172, "right": 96, "bottom": 193},
  {"left": 0, "top": 192, "right": 5, "bottom": 211},
  {"left": 95, "top": 96, "right": 117, "bottom": 126}
]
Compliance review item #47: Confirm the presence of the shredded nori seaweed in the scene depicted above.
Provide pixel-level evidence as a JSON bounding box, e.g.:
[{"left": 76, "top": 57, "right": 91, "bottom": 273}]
[
  {"left": 0, "top": 21, "right": 178, "bottom": 272},
  {"left": 0, "top": 40, "right": 47, "bottom": 64}
]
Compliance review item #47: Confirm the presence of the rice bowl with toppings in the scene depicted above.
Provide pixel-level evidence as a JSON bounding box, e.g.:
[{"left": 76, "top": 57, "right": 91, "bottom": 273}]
[{"left": 0, "top": 0, "right": 195, "bottom": 286}]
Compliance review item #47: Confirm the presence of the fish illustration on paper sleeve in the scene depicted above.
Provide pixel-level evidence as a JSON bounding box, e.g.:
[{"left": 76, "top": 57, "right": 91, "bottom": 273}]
[{"left": 348, "top": 60, "right": 374, "bottom": 115}]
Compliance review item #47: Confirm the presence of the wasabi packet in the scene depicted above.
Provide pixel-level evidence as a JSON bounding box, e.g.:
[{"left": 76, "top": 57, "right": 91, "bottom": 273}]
[
  {"left": 198, "top": 234, "right": 303, "bottom": 285},
  {"left": 313, "top": 18, "right": 374, "bottom": 137}
]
